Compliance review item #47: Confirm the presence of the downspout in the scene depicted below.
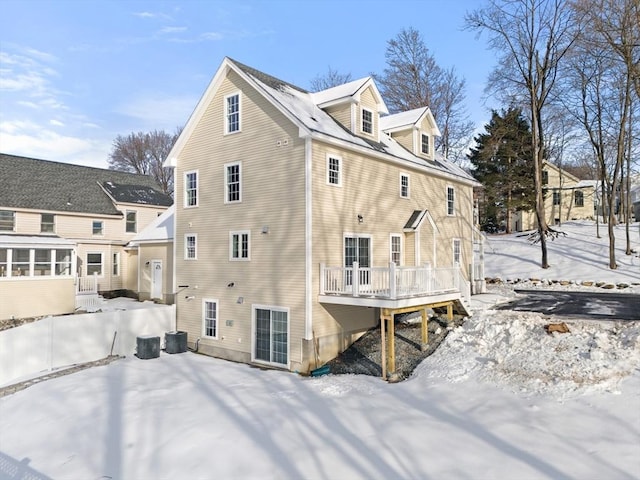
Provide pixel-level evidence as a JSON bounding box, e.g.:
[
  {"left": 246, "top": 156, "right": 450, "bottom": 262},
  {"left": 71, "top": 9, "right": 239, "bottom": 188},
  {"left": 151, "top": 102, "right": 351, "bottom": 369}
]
[{"left": 304, "top": 136, "right": 313, "bottom": 341}]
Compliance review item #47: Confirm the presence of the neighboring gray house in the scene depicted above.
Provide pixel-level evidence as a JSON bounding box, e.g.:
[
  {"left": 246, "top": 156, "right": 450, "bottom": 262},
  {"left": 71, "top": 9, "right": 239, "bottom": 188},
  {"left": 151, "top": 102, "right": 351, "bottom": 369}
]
[{"left": 0, "top": 153, "right": 173, "bottom": 320}]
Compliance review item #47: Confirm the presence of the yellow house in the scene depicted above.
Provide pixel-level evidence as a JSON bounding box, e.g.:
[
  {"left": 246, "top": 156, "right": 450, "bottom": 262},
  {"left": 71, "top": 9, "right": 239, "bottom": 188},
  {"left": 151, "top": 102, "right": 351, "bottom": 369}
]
[
  {"left": 164, "top": 58, "right": 481, "bottom": 377},
  {"left": 0, "top": 154, "right": 173, "bottom": 320},
  {"left": 513, "top": 161, "right": 596, "bottom": 232}
]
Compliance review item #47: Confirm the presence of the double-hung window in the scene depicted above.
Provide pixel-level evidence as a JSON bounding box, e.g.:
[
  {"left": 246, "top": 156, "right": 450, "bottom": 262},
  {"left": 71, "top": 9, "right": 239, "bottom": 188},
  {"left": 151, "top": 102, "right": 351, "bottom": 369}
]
[
  {"left": 112, "top": 252, "right": 120, "bottom": 276},
  {"left": 126, "top": 210, "right": 137, "bottom": 233},
  {"left": 41, "top": 213, "right": 55, "bottom": 233},
  {"left": 400, "top": 173, "right": 410, "bottom": 198},
  {"left": 185, "top": 170, "right": 198, "bottom": 207},
  {"left": 93, "top": 220, "right": 104, "bottom": 235},
  {"left": 327, "top": 155, "right": 341, "bottom": 186},
  {"left": 447, "top": 186, "right": 455, "bottom": 216},
  {"left": 34, "top": 249, "right": 52, "bottom": 276},
  {"left": 361, "top": 108, "right": 373, "bottom": 134},
  {"left": 453, "top": 239, "right": 461, "bottom": 267},
  {"left": 574, "top": 190, "right": 584, "bottom": 207},
  {"left": 225, "top": 162, "right": 242, "bottom": 203},
  {"left": 542, "top": 170, "right": 549, "bottom": 185},
  {"left": 185, "top": 234, "right": 197, "bottom": 260},
  {"left": 0, "top": 210, "right": 15, "bottom": 232},
  {"left": 203, "top": 299, "right": 218, "bottom": 338},
  {"left": 12, "top": 249, "right": 30, "bottom": 276},
  {"left": 87, "top": 253, "right": 103, "bottom": 276},
  {"left": 553, "top": 191, "right": 561, "bottom": 205},
  {"left": 390, "top": 234, "right": 402, "bottom": 265},
  {"left": 421, "top": 133, "right": 430, "bottom": 155},
  {"left": 230, "top": 230, "right": 250, "bottom": 261},
  {"left": 225, "top": 93, "right": 240, "bottom": 134}
]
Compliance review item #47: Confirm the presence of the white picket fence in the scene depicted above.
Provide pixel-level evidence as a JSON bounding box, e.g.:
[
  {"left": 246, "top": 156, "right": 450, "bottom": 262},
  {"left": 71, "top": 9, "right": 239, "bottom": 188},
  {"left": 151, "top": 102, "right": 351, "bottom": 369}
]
[{"left": 0, "top": 304, "right": 175, "bottom": 387}]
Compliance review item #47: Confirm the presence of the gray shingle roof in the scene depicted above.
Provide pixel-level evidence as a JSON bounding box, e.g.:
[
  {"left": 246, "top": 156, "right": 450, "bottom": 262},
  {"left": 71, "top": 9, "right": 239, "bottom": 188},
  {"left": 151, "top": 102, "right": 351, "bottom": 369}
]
[{"left": 0, "top": 153, "right": 173, "bottom": 215}]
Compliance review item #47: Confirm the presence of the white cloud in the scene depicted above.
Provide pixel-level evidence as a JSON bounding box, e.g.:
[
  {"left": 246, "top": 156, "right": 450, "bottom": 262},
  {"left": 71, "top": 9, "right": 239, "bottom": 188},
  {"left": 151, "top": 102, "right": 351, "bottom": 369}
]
[
  {"left": 49, "top": 119, "right": 65, "bottom": 127},
  {"left": 0, "top": 120, "right": 111, "bottom": 169}
]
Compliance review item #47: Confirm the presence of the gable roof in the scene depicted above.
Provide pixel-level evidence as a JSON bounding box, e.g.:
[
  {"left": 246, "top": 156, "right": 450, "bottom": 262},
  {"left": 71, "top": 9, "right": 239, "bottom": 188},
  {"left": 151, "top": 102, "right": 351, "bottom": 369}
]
[
  {"left": 165, "top": 57, "right": 477, "bottom": 186},
  {"left": 380, "top": 106, "right": 442, "bottom": 137},
  {"left": 311, "top": 77, "right": 388, "bottom": 114},
  {"left": 0, "top": 153, "right": 173, "bottom": 215},
  {"left": 129, "top": 205, "right": 174, "bottom": 245}
]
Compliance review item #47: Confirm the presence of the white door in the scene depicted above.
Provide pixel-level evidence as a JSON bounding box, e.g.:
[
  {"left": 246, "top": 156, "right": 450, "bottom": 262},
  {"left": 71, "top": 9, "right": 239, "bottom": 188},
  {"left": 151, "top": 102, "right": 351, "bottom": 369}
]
[
  {"left": 344, "top": 235, "right": 371, "bottom": 288},
  {"left": 151, "top": 260, "right": 163, "bottom": 299}
]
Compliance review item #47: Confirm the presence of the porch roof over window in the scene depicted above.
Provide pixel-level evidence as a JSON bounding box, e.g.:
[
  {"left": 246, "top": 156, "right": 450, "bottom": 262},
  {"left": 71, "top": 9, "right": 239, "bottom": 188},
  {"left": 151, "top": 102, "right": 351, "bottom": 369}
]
[
  {"left": 403, "top": 210, "right": 438, "bottom": 232},
  {"left": 0, "top": 234, "right": 76, "bottom": 249}
]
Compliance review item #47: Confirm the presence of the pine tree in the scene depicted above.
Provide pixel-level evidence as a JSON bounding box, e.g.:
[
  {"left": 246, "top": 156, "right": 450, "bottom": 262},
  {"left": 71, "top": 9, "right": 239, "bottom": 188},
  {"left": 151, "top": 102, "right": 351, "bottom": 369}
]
[{"left": 468, "top": 108, "right": 536, "bottom": 233}]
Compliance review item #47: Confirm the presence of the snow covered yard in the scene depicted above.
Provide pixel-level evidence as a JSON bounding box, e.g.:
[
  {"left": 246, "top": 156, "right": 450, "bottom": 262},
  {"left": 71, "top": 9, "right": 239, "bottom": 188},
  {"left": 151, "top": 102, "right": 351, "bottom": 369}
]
[{"left": 0, "top": 220, "right": 639, "bottom": 479}]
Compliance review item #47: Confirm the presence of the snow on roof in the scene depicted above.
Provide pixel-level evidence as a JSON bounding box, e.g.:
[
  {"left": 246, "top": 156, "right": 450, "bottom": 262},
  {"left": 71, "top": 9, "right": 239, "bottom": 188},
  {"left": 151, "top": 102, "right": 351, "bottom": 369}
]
[
  {"left": 0, "top": 234, "right": 76, "bottom": 248},
  {"left": 310, "top": 77, "right": 371, "bottom": 106},
  {"left": 129, "top": 205, "right": 174, "bottom": 245},
  {"left": 233, "top": 60, "right": 476, "bottom": 185},
  {"left": 379, "top": 107, "right": 429, "bottom": 131}
]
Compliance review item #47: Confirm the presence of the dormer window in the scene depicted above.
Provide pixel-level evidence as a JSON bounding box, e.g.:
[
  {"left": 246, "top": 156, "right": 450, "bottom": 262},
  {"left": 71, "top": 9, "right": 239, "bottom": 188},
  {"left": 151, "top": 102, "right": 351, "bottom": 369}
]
[
  {"left": 421, "top": 133, "right": 430, "bottom": 155},
  {"left": 362, "top": 108, "right": 373, "bottom": 135}
]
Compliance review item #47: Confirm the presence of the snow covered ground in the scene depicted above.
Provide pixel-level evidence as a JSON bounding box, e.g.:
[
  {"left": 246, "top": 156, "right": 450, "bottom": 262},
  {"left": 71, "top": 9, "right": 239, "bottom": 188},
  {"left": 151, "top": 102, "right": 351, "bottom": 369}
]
[{"left": 0, "top": 221, "right": 639, "bottom": 479}]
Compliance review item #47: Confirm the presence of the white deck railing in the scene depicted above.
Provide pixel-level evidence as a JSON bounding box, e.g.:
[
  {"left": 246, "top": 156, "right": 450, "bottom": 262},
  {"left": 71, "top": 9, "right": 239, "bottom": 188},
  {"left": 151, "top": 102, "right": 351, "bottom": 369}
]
[
  {"left": 76, "top": 273, "right": 99, "bottom": 295},
  {"left": 320, "top": 262, "right": 464, "bottom": 300}
]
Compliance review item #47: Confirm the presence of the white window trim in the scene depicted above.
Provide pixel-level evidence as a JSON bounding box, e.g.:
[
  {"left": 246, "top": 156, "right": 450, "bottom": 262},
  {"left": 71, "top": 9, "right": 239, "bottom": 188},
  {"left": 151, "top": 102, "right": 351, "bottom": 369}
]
[
  {"left": 399, "top": 172, "right": 410, "bottom": 199},
  {"left": 185, "top": 234, "right": 197, "bottom": 260},
  {"left": 112, "top": 252, "right": 120, "bottom": 276},
  {"left": 202, "top": 298, "right": 219, "bottom": 339},
  {"left": 125, "top": 210, "right": 137, "bottom": 233},
  {"left": 390, "top": 233, "right": 403, "bottom": 265},
  {"left": 421, "top": 132, "right": 430, "bottom": 156},
  {"left": 326, "top": 154, "right": 342, "bottom": 187},
  {"left": 224, "top": 91, "right": 241, "bottom": 135},
  {"left": 251, "top": 304, "right": 290, "bottom": 368},
  {"left": 446, "top": 186, "right": 456, "bottom": 216},
  {"left": 86, "top": 251, "right": 104, "bottom": 277},
  {"left": 0, "top": 210, "right": 16, "bottom": 232},
  {"left": 453, "top": 238, "right": 461, "bottom": 267},
  {"left": 184, "top": 170, "right": 199, "bottom": 208},
  {"left": 361, "top": 107, "right": 373, "bottom": 135},
  {"left": 40, "top": 213, "right": 55, "bottom": 233},
  {"left": 92, "top": 220, "right": 104, "bottom": 236},
  {"left": 224, "top": 161, "right": 242, "bottom": 204},
  {"left": 229, "top": 230, "right": 251, "bottom": 261}
]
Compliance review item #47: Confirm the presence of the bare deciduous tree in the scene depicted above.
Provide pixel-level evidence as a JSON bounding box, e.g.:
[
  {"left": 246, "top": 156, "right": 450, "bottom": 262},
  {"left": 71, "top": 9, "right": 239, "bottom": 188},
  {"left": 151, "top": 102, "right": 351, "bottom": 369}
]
[
  {"left": 566, "top": 0, "right": 639, "bottom": 267},
  {"left": 375, "top": 27, "right": 474, "bottom": 162},
  {"left": 108, "top": 128, "right": 181, "bottom": 196},
  {"left": 466, "top": 0, "right": 579, "bottom": 269},
  {"left": 310, "top": 67, "right": 353, "bottom": 91}
]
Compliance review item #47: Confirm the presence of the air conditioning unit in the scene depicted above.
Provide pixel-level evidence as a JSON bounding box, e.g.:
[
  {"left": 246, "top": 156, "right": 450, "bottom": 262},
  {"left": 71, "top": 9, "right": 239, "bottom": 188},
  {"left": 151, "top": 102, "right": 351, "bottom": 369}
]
[
  {"left": 136, "top": 335, "right": 160, "bottom": 359},
  {"left": 165, "top": 331, "right": 188, "bottom": 354}
]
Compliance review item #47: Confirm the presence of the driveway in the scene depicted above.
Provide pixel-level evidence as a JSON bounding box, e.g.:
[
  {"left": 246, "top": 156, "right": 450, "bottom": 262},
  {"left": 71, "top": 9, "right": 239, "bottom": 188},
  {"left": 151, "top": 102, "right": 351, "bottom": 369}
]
[{"left": 495, "top": 290, "right": 640, "bottom": 321}]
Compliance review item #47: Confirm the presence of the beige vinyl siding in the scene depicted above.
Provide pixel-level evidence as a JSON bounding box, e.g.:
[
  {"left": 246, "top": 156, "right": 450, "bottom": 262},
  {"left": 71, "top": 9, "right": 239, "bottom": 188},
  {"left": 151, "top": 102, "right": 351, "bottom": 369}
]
[
  {"left": 173, "top": 70, "right": 307, "bottom": 368},
  {"left": 311, "top": 139, "right": 474, "bottom": 340},
  {"left": 324, "top": 104, "right": 352, "bottom": 132},
  {"left": 390, "top": 129, "right": 414, "bottom": 154},
  {"left": 0, "top": 278, "right": 75, "bottom": 320},
  {"left": 123, "top": 249, "right": 139, "bottom": 291}
]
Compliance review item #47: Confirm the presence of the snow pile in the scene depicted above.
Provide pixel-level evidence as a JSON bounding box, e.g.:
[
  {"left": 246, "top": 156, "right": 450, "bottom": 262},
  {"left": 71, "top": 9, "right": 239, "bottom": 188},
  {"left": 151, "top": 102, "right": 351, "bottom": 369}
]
[{"left": 413, "top": 306, "right": 640, "bottom": 399}]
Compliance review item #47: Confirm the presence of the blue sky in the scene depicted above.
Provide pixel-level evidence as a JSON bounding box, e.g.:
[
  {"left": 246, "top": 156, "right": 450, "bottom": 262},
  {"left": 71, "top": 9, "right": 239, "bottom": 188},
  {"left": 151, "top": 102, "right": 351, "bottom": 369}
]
[{"left": 1, "top": 0, "right": 498, "bottom": 169}]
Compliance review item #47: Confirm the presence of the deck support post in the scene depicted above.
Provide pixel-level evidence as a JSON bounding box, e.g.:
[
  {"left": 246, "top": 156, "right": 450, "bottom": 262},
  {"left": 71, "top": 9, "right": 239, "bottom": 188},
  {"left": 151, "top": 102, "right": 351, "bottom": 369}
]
[
  {"left": 380, "top": 310, "right": 387, "bottom": 379},
  {"left": 421, "top": 308, "right": 429, "bottom": 351},
  {"left": 447, "top": 303, "right": 453, "bottom": 322}
]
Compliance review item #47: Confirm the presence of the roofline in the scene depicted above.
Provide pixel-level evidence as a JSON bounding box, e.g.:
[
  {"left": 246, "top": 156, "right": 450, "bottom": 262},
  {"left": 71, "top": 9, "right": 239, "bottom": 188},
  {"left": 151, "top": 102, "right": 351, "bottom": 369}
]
[{"left": 165, "top": 57, "right": 311, "bottom": 167}]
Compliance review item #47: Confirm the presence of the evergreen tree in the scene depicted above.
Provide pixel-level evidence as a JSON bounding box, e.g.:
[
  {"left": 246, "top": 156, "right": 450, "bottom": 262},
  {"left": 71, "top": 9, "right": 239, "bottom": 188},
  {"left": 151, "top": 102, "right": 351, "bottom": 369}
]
[{"left": 468, "top": 108, "right": 536, "bottom": 233}]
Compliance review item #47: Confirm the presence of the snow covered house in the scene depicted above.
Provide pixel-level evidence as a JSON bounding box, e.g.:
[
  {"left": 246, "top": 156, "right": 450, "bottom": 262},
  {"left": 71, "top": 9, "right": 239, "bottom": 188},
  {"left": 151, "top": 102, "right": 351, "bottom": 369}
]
[
  {"left": 164, "top": 57, "right": 481, "bottom": 378},
  {"left": 0, "top": 153, "right": 173, "bottom": 320},
  {"left": 513, "top": 161, "right": 596, "bottom": 232}
]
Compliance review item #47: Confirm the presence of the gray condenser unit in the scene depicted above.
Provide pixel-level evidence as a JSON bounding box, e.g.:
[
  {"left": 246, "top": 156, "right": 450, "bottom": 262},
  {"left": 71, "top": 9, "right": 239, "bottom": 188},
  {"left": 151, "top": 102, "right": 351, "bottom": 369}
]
[
  {"left": 165, "top": 331, "right": 188, "bottom": 354},
  {"left": 136, "top": 335, "right": 160, "bottom": 359}
]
